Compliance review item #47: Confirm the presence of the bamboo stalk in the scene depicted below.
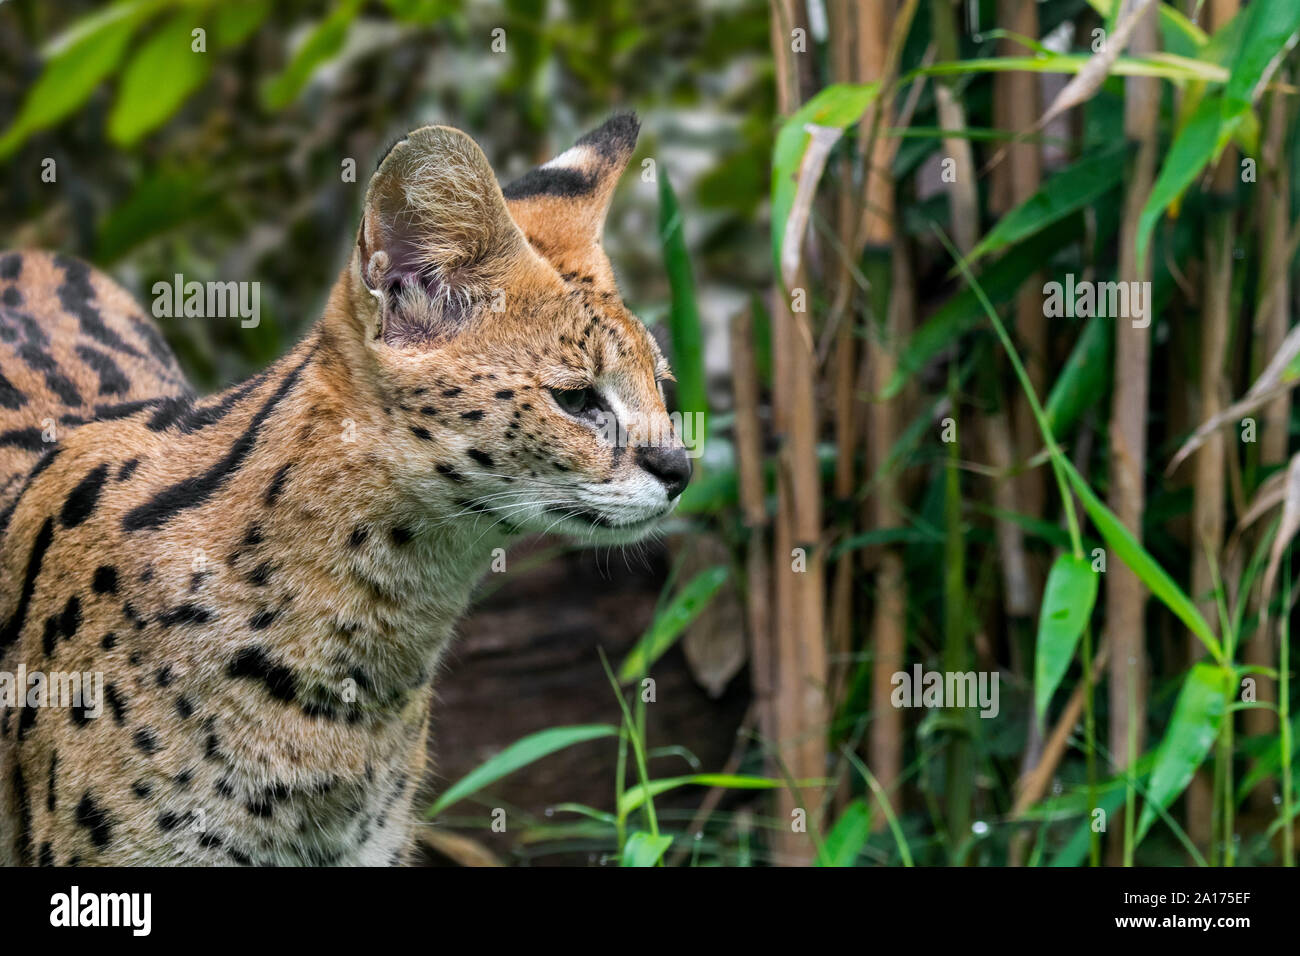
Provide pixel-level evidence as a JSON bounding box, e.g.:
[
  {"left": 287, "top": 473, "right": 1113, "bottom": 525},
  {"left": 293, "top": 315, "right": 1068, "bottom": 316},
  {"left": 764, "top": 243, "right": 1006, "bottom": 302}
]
[
  {"left": 856, "top": 0, "right": 920, "bottom": 838},
  {"left": 1187, "top": 0, "right": 1240, "bottom": 863},
  {"left": 769, "top": 0, "right": 826, "bottom": 866},
  {"left": 1108, "top": 0, "right": 1159, "bottom": 866},
  {"left": 930, "top": 0, "right": 979, "bottom": 856},
  {"left": 1244, "top": 81, "right": 1292, "bottom": 811},
  {"left": 827, "top": 0, "right": 860, "bottom": 727},
  {"left": 987, "top": 0, "right": 1046, "bottom": 867},
  {"left": 731, "top": 310, "right": 774, "bottom": 751}
]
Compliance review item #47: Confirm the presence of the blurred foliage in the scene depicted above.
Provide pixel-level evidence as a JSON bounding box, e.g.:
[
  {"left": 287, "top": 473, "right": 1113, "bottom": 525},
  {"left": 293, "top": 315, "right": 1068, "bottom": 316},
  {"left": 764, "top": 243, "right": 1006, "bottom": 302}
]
[{"left": 0, "top": 0, "right": 769, "bottom": 390}]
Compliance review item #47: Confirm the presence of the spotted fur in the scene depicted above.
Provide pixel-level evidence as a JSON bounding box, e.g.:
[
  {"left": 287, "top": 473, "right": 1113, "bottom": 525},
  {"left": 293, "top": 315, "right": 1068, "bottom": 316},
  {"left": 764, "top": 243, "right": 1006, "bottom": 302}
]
[{"left": 0, "top": 115, "right": 690, "bottom": 865}]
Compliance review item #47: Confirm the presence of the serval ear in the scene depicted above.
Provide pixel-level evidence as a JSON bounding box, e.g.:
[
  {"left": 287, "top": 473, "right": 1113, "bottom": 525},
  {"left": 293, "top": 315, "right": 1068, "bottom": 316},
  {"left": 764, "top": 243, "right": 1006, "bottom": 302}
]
[
  {"left": 502, "top": 113, "right": 640, "bottom": 286},
  {"left": 357, "top": 125, "right": 532, "bottom": 348}
]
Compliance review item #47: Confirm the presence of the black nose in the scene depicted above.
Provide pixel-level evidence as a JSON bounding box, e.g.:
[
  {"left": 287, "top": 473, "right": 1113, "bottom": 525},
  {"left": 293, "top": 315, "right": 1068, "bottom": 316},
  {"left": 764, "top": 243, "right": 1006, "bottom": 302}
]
[{"left": 636, "top": 445, "right": 692, "bottom": 500}]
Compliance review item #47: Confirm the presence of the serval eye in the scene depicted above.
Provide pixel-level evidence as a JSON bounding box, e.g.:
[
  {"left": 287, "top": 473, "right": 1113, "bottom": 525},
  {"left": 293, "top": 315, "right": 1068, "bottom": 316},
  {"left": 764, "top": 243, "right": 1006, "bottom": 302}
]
[{"left": 550, "top": 386, "right": 597, "bottom": 417}]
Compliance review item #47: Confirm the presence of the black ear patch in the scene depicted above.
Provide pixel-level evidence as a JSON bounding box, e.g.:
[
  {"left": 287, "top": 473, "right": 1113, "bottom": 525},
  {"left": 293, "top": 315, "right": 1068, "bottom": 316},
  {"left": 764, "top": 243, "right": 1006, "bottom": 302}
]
[
  {"left": 502, "top": 167, "right": 598, "bottom": 200},
  {"left": 501, "top": 112, "right": 640, "bottom": 201}
]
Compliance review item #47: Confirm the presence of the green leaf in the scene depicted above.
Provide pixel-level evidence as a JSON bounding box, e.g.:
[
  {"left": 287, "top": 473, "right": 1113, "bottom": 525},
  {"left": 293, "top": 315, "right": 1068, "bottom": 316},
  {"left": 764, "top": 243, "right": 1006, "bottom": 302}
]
[
  {"left": 1135, "top": 93, "right": 1239, "bottom": 273},
  {"left": 658, "top": 174, "right": 707, "bottom": 453},
  {"left": 550, "top": 802, "right": 617, "bottom": 825},
  {"left": 966, "top": 145, "right": 1126, "bottom": 265},
  {"left": 1060, "top": 458, "right": 1223, "bottom": 662},
  {"left": 1044, "top": 314, "right": 1112, "bottom": 435},
  {"left": 914, "top": 53, "right": 1227, "bottom": 84},
  {"left": 1236, "top": 710, "right": 1300, "bottom": 802},
  {"left": 108, "top": 12, "right": 213, "bottom": 146},
  {"left": 771, "top": 82, "right": 879, "bottom": 281},
  {"left": 832, "top": 527, "right": 942, "bottom": 559},
  {"left": 1136, "top": 663, "right": 1232, "bottom": 842},
  {"left": 427, "top": 724, "right": 617, "bottom": 816},
  {"left": 95, "top": 169, "right": 217, "bottom": 262},
  {"left": 260, "top": 0, "right": 364, "bottom": 110},
  {"left": 1050, "top": 788, "right": 1125, "bottom": 866},
  {"left": 1085, "top": 0, "right": 1208, "bottom": 50},
  {"left": 215, "top": 0, "right": 272, "bottom": 48},
  {"left": 618, "top": 565, "right": 729, "bottom": 682},
  {"left": 818, "top": 799, "right": 871, "bottom": 867},
  {"left": 1034, "top": 554, "right": 1099, "bottom": 725},
  {"left": 0, "top": 10, "right": 144, "bottom": 158},
  {"left": 618, "top": 773, "right": 787, "bottom": 817},
  {"left": 621, "top": 831, "right": 673, "bottom": 867},
  {"left": 1222, "top": 0, "right": 1300, "bottom": 119}
]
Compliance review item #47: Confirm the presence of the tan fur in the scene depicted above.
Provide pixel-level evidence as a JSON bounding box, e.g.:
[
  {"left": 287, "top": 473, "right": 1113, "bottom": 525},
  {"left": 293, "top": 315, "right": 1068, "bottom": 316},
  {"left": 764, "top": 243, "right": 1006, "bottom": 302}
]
[{"left": 0, "top": 115, "right": 684, "bottom": 865}]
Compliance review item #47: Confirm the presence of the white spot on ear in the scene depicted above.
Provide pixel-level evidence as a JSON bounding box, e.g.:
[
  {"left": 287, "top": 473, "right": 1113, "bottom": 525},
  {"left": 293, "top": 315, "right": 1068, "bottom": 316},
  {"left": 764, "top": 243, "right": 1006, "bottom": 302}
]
[{"left": 542, "top": 145, "right": 595, "bottom": 173}]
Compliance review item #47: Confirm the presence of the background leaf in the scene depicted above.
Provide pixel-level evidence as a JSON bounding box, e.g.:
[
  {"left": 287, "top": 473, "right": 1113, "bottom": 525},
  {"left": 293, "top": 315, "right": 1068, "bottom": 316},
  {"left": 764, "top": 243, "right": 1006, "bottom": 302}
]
[
  {"left": 428, "top": 724, "right": 617, "bottom": 817},
  {"left": 818, "top": 798, "right": 871, "bottom": 867},
  {"left": 1136, "top": 663, "right": 1231, "bottom": 842},
  {"left": 0, "top": 11, "right": 144, "bottom": 158},
  {"left": 109, "top": 12, "right": 213, "bottom": 146},
  {"left": 1135, "top": 94, "right": 1237, "bottom": 271},
  {"left": 966, "top": 145, "right": 1126, "bottom": 265},
  {"left": 1033, "top": 554, "right": 1099, "bottom": 725},
  {"left": 1061, "top": 458, "right": 1222, "bottom": 662},
  {"left": 260, "top": 0, "right": 364, "bottom": 110},
  {"left": 618, "top": 773, "right": 787, "bottom": 817},
  {"left": 618, "top": 565, "right": 729, "bottom": 681},
  {"left": 770, "top": 82, "right": 878, "bottom": 281},
  {"left": 658, "top": 173, "right": 708, "bottom": 451},
  {"left": 1043, "top": 314, "right": 1112, "bottom": 435},
  {"left": 621, "top": 830, "right": 673, "bottom": 866}
]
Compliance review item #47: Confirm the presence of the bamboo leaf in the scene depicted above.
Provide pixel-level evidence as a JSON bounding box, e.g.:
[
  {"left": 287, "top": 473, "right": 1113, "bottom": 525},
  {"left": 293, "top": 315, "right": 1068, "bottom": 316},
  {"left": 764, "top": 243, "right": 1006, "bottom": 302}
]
[
  {"left": 427, "top": 724, "right": 617, "bottom": 816},
  {"left": 260, "top": 0, "right": 364, "bottom": 110},
  {"left": 1059, "top": 458, "right": 1223, "bottom": 662},
  {"left": 0, "top": 10, "right": 144, "bottom": 158},
  {"left": 1236, "top": 711, "right": 1300, "bottom": 802},
  {"left": 658, "top": 173, "right": 708, "bottom": 450},
  {"left": 1222, "top": 0, "right": 1300, "bottom": 118},
  {"left": 95, "top": 169, "right": 217, "bottom": 262},
  {"left": 550, "top": 803, "right": 617, "bottom": 825},
  {"left": 1031, "top": 0, "right": 1157, "bottom": 135},
  {"left": 914, "top": 53, "right": 1227, "bottom": 84},
  {"left": 967, "top": 146, "right": 1126, "bottom": 265},
  {"left": 818, "top": 799, "right": 871, "bottom": 867},
  {"left": 1044, "top": 313, "right": 1112, "bottom": 435},
  {"left": 618, "top": 773, "right": 787, "bottom": 817},
  {"left": 1034, "top": 554, "right": 1099, "bottom": 725},
  {"left": 618, "top": 566, "right": 729, "bottom": 681},
  {"left": 1050, "top": 789, "right": 1125, "bottom": 866},
  {"left": 780, "top": 122, "right": 845, "bottom": 287},
  {"left": 1085, "top": 0, "right": 1208, "bottom": 50},
  {"left": 1168, "top": 319, "right": 1300, "bottom": 473},
  {"left": 1136, "top": 663, "right": 1232, "bottom": 842},
  {"left": 215, "top": 0, "right": 272, "bottom": 48},
  {"left": 771, "top": 82, "right": 879, "bottom": 283},
  {"left": 621, "top": 831, "right": 673, "bottom": 867},
  {"left": 39, "top": 0, "right": 163, "bottom": 58},
  {"left": 381, "top": 0, "right": 458, "bottom": 23},
  {"left": 832, "top": 527, "right": 942, "bottom": 559},
  {"left": 109, "top": 12, "right": 213, "bottom": 146},
  {"left": 1135, "top": 93, "right": 1239, "bottom": 273}
]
